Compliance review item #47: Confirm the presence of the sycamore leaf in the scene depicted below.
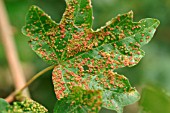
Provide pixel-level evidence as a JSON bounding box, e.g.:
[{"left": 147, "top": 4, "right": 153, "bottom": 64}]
[
  {"left": 7, "top": 98, "right": 48, "bottom": 113},
  {"left": 22, "top": 0, "right": 160, "bottom": 112},
  {"left": 53, "top": 87, "right": 102, "bottom": 113}
]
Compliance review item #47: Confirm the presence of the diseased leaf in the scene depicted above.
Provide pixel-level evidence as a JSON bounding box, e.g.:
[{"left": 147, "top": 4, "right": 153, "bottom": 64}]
[
  {"left": 0, "top": 98, "right": 9, "bottom": 113},
  {"left": 7, "top": 98, "right": 48, "bottom": 113},
  {"left": 22, "top": 0, "right": 160, "bottom": 112},
  {"left": 53, "top": 87, "right": 102, "bottom": 113}
]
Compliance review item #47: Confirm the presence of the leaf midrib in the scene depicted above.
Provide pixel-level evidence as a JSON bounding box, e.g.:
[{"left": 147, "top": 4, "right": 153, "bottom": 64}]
[
  {"left": 59, "top": 19, "right": 158, "bottom": 95},
  {"left": 63, "top": 13, "right": 130, "bottom": 63},
  {"left": 67, "top": 19, "right": 158, "bottom": 64}
]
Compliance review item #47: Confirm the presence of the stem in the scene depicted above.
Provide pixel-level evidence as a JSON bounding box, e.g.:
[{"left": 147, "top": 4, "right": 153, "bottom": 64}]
[
  {"left": 0, "top": 0, "right": 29, "bottom": 96},
  {"left": 5, "top": 65, "right": 55, "bottom": 103},
  {"left": 19, "top": 65, "right": 55, "bottom": 93}
]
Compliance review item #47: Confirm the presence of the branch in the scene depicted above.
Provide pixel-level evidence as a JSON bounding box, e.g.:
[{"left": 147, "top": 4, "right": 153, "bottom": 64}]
[
  {"left": 5, "top": 65, "right": 55, "bottom": 103},
  {"left": 0, "top": 0, "right": 29, "bottom": 96}
]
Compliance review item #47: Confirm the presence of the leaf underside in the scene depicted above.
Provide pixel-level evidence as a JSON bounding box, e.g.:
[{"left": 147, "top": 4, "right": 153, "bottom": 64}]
[{"left": 22, "top": 0, "right": 160, "bottom": 112}]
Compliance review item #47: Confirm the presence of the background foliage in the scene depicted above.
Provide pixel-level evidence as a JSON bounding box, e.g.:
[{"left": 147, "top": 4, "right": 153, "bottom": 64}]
[{"left": 0, "top": 0, "right": 170, "bottom": 113}]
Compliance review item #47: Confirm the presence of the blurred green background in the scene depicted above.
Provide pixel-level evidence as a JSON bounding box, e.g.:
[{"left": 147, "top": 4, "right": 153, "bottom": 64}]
[{"left": 0, "top": 0, "right": 170, "bottom": 113}]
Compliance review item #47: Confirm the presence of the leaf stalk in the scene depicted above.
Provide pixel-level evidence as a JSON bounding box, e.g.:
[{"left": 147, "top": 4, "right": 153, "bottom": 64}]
[{"left": 5, "top": 65, "right": 55, "bottom": 103}]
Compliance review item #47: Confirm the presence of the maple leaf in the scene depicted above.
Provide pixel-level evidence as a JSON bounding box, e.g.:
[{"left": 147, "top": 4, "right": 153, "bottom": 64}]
[{"left": 22, "top": 0, "right": 160, "bottom": 112}]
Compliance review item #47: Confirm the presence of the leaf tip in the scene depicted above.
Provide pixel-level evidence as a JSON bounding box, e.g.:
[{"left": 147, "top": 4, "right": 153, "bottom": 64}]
[
  {"left": 128, "top": 10, "right": 134, "bottom": 19},
  {"left": 29, "top": 5, "right": 38, "bottom": 10},
  {"left": 154, "top": 18, "right": 160, "bottom": 27},
  {"left": 129, "top": 10, "right": 133, "bottom": 14}
]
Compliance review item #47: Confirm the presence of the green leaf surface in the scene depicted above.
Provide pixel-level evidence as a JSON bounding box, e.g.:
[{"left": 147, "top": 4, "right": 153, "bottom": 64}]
[
  {"left": 0, "top": 98, "right": 9, "bottom": 113},
  {"left": 22, "top": 0, "right": 160, "bottom": 112},
  {"left": 54, "top": 87, "right": 102, "bottom": 113},
  {"left": 7, "top": 98, "right": 48, "bottom": 113}
]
